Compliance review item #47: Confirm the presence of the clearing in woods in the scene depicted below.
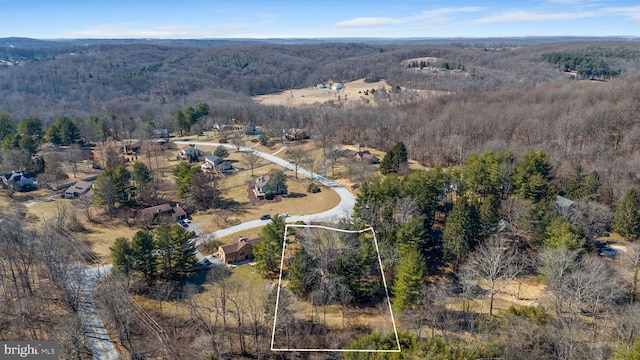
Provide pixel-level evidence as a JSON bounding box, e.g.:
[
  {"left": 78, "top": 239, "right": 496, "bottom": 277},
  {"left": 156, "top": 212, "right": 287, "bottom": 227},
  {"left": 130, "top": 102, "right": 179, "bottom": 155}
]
[{"left": 271, "top": 224, "right": 400, "bottom": 353}]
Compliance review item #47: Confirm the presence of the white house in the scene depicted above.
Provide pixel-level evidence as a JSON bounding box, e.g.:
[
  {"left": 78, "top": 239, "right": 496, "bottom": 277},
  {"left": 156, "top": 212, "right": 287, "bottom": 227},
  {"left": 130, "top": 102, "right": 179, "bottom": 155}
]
[
  {"left": 179, "top": 145, "right": 203, "bottom": 160},
  {"left": 2, "top": 171, "right": 35, "bottom": 190}
]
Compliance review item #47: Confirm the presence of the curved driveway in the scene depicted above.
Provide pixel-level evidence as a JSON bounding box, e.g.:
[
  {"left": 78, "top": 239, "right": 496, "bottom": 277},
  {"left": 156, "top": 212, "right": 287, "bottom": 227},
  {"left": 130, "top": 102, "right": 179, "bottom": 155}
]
[
  {"left": 83, "top": 141, "right": 356, "bottom": 359},
  {"left": 174, "top": 141, "right": 356, "bottom": 243}
]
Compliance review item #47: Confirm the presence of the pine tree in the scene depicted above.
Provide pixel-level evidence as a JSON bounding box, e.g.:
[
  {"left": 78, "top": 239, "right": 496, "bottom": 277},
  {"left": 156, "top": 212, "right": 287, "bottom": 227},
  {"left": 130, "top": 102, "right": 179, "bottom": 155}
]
[
  {"left": 396, "top": 218, "right": 426, "bottom": 253},
  {"left": 583, "top": 170, "right": 601, "bottom": 200},
  {"left": 393, "top": 248, "right": 426, "bottom": 310},
  {"left": 380, "top": 141, "right": 408, "bottom": 175},
  {"left": 254, "top": 215, "right": 287, "bottom": 277},
  {"left": 443, "top": 197, "right": 480, "bottom": 269},
  {"left": 543, "top": 216, "right": 585, "bottom": 251},
  {"left": 110, "top": 237, "right": 134, "bottom": 277},
  {"left": 131, "top": 230, "right": 157, "bottom": 285},
  {"left": 288, "top": 247, "right": 315, "bottom": 299},
  {"left": 612, "top": 188, "right": 640, "bottom": 241}
]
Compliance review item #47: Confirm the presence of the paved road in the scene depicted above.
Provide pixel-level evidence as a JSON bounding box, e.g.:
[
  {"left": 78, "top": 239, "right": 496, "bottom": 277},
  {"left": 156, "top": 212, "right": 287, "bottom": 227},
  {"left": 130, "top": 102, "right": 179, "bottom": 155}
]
[
  {"left": 174, "top": 141, "right": 356, "bottom": 229},
  {"left": 76, "top": 264, "right": 119, "bottom": 360},
  {"left": 81, "top": 141, "right": 356, "bottom": 359}
]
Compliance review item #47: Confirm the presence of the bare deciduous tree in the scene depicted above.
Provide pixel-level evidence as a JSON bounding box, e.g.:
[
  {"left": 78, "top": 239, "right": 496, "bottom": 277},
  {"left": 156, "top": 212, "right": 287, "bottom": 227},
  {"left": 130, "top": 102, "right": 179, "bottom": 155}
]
[
  {"left": 286, "top": 147, "right": 306, "bottom": 179},
  {"left": 462, "top": 235, "right": 527, "bottom": 316},
  {"left": 241, "top": 150, "right": 262, "bottom": 176}
]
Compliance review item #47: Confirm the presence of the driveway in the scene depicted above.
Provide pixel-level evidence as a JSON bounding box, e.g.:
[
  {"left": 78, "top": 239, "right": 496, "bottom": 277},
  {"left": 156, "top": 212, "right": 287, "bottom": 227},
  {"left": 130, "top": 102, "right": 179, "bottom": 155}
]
[{"left": 84, "top": 141, "right": 357, "bottom": 359}]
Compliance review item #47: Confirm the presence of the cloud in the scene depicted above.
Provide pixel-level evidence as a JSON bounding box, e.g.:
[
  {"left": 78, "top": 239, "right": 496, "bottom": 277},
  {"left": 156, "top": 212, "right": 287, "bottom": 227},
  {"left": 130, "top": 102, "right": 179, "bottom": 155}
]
[
  {"left": 474, "top": 10, "right": 597, "bottom": 24},
  {"left": 68, "top": 24, "right": 203, "bottom": 39},
  {"left": 336, "top": 7, "right": 483, "bottom": 28},
  {"left": 602, "top": 6, "right": 640, "bottom": 23}
]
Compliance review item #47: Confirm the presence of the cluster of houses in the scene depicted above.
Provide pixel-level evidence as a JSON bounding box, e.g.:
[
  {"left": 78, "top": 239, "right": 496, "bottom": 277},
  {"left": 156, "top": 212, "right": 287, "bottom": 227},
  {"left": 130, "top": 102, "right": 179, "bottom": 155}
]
[{"left": 179, "top": 145, "right": 234, "bottom": 174}]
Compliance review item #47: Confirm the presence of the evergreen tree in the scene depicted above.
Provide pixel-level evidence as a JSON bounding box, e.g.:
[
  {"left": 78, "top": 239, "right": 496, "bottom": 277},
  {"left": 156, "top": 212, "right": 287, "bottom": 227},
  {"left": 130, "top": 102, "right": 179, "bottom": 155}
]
[
  {"left": 17, "top": 117, "right": 43, "bottom": 139},
  {"left": 131, "top": 230, "right": 157, "bottom": 285},
  {"left": 464, "top": 150, "right": 514, "bottom": 198},
  {"left": 402, "top": 167, "right": 445, "bottom": 229},
  {"left": 0, "top": 112, "right": 14, "bottom": 141},
  {"left": 393, "top": 248, "right": 426, "bottom": 310},
  {"left": 94, "top": 165, "right": 131, "bottom": 209},
  {"left": 443, "top": 197, "right": 480, "bottom": 269},
  {"left": 172, "top": 162, "right": 201, "bottom": 198},
  {"left": 169, "top": 225, "right": 198, "bottom": 277},
  {"left": 288, "top": 247, "right": 316, "bottom": 299},
  {"left": 583, "top": 170, "right": 601, "bottom": 200},
  {"left": 213, "top": 146, "right": 229, "bottom": 159},
  {"left": 511, "top": 149, "right": 554, "bottom": 203},
  {"left": 479, "top": 194, "right": 500, "bottom": 235},
  {"left": 612, "top": 188, "right": 640, "bottom": 241},
  {"left": 254, "top": 215, "right": 287, "bottom": 277},
  {"left": 564, "top": 164, "right": 585, "bottom": 199},
  {"left": 110, "top": 237, "right": 134, "bottom": 277},
  {"left": 380, "top": 141, "right": 408, "bottom": 175},
  {"left": 269, "top": 170, "right": 288, "bottom": 194},
  {"left": 173, "top": 110, "right": 190, "bottom": 136},
  {"left": 46, "top": 116, "right": 80, "bottom": 146},
  {"left": 132, "top": 161, "right": 152, "bottom": 187},
  {"left": 543, "top": 216, "right": 585, "bottom": 251},
  {"left": 396, "top": 218, "right": 426, "bottom": 253}
]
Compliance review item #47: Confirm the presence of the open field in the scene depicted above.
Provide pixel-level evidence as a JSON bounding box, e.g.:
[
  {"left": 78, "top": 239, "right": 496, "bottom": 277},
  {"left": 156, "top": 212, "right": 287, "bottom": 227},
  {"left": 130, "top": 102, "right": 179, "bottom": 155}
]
[{"left": 253, "top": 78, "right": 450, "bottom": 108}]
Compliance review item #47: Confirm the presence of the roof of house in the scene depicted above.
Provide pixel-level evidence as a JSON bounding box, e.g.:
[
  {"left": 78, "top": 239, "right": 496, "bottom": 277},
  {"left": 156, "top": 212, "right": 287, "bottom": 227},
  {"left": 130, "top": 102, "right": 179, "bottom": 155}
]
[
  {"left": 182, "top": 145, "right": 196, "bottom": 151},
  {"left": 3, "top": 171, "right": 34, "bottom": 182},
  {"left": 255, "top": 175, "right": 270, "bottom": 189},
  {"left": 65, "top": 180, "right": 92, "bottom": 194},
  {"left": 556, "top": 195, "right": 575, "bottom": 209},
  {"left": 205, "top": 154, "right": 224, "bottom": 165},
  {"left": 138, "top": 203, "right": 186, "bottom": 218},
  {"left": 219, "top": 237, "right": 261, "bottom": 255}
]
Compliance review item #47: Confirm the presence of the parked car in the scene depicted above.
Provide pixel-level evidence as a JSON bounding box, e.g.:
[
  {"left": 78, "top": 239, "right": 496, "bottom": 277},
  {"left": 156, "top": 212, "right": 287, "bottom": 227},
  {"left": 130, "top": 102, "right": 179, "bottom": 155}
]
[
  {"left": 195, "top": 259, "right": 213, "bottom": 271},
  {"left": 279, "top": 213, "right": 289, "bottom": 218},
  {"left": 260, "top": 214, "right": 271, "bottom": 220}
]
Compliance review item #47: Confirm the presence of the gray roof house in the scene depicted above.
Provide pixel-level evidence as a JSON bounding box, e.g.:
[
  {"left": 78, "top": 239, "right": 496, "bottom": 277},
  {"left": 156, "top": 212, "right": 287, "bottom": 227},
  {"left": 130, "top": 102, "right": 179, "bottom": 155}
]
[
  {"left": 203, "top": 154, "right": 232, "bottom": 173},
  {"left": 64, "top": 180, "right": 93, "bottom": 198},
  {"left": 2, "top": 171, "right": 35, "bottom": 190}
]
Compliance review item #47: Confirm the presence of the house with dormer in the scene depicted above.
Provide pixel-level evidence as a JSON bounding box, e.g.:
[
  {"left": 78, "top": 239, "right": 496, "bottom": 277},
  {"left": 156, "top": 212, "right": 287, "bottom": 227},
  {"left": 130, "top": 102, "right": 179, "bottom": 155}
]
[{"left": 2, "top": 171, "right": 35, "bottom": 191}]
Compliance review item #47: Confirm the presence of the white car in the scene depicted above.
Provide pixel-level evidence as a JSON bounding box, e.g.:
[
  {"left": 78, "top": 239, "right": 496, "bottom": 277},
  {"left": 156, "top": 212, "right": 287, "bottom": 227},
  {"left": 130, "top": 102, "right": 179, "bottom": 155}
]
[{"left": 184, "top": 218, "right": 191, "bottom": 223}]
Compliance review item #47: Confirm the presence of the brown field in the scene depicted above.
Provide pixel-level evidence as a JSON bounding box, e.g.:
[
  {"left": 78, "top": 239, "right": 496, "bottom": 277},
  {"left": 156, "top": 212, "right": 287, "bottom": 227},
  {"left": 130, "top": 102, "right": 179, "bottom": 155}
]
[{"left": 253, "top": 78, "right": 450, "bottom": 108}]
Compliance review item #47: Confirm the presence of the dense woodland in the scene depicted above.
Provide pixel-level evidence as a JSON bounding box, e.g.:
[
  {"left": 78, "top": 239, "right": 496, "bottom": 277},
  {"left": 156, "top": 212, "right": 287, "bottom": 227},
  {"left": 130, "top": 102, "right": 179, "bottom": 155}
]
[{"left": 2, "top": 38, "right": 640, "bottom": 359}]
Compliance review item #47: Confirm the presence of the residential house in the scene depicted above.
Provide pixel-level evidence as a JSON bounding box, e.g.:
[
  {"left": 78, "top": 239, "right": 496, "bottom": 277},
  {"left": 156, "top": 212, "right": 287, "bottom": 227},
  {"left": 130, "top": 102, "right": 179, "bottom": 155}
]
[
  {"left": 285, "top": 128, "right": 309, "bottom": 141},
  {"left": 253, "top": 174, "right": 286, "bottom": 198},
  {"left": 354, "top": 150, "right": 380, "bottom": 164},
  {"left": 331, "top": 82, "right": 344, "bottom": 90},
  {"left": 124, "top": 141, "right": 142, "bottom": 155},
  {"left": 64, "top": 180, "right": 93, "bottom": 198},
  {"left": 153, "top": 129, "right": 170, "bottom": 139},
  {"left": 179, "top": 145, "right": 203, "bottom": 160},
  {"left": 243, "top": 123, "right": 257, "bottom": 136},
  {"left": 317, "top": 83, "right": 327, "bottom": 89},
  {"left": 555, "top": 195, "right": 577, "bottom": 219},
  {"left": 138, "top": 203, "right": 187, "bottom": 224},
  {"left": 202, "top": 154, "right": 232, "bottom": 173},
  {"left": 218, "top": 237, "right": 261, "bottom": 263},
  {"left": 2, "top": 171, "right": 35, "bottom": 191}
]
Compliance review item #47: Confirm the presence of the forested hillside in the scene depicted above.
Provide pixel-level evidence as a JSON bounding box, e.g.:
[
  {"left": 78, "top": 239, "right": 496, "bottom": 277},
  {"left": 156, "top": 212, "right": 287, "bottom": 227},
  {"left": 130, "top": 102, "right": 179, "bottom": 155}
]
[{"left": 2, "top": 39, "right": 638, "bottom": 122}]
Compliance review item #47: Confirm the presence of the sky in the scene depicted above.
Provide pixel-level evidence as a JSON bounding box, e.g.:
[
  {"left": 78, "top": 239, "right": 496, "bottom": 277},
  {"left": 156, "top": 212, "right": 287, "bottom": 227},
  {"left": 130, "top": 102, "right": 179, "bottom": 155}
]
[{"left": 0, "top": 0, "right": 639, "bottom": 39}]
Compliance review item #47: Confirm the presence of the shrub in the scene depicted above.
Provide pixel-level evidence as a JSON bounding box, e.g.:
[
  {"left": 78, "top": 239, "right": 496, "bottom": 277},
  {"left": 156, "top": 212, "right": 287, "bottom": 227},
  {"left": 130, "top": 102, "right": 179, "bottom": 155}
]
[
  {"left": 307, "top": 183, "right": 321, "bottom": 193},
  {"left": 265, "top": 190, "right": 274, "bottom": 200}
]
